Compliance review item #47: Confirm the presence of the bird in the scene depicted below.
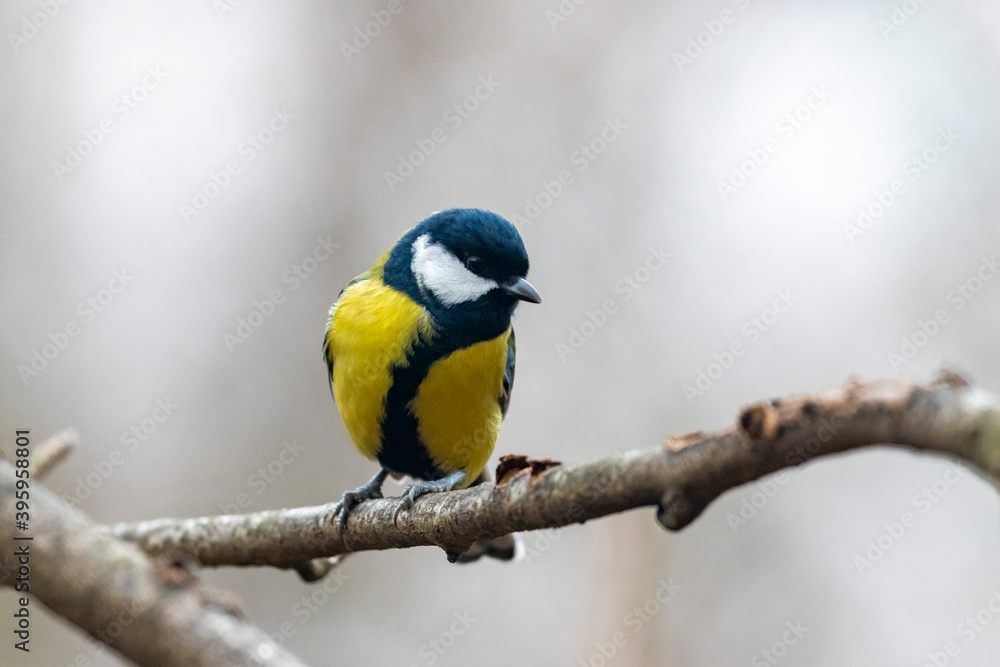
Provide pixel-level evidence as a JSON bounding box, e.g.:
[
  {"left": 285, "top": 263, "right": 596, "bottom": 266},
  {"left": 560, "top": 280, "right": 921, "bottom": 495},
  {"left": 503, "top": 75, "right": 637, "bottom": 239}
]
[{"left": 323, "top": 208, "right": 540, "bottom": 542}]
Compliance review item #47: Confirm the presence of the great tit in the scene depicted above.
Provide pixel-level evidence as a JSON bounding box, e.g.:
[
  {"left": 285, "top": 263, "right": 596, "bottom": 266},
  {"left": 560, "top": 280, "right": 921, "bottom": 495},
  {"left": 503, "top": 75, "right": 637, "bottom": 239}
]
[{"left": 324, "top": 208, "right": 540, "bottom": 531}]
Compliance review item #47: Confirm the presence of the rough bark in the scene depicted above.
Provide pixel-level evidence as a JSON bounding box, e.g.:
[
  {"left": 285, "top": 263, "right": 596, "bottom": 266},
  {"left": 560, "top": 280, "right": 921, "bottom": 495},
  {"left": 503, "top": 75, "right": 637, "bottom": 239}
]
[
  {"left": 0, "top": 461, "right": 307, "bottom": 667},
  {"left": 108, "top": 373, "right": 1000, "bottom": 570}
]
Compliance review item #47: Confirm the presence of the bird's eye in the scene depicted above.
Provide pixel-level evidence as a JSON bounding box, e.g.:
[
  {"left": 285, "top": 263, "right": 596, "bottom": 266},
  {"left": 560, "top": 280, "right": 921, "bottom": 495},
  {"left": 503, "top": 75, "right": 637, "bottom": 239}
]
[{"left": 466, "top": 256, "right": 485, "bottom": 273}]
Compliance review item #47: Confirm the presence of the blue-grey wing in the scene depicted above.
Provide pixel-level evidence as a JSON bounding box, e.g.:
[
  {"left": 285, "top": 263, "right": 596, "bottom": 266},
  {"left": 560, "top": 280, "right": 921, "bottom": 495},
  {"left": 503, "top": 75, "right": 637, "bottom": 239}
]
[{"left": 499, "top": 327, "right": 516, "bottom": 418}]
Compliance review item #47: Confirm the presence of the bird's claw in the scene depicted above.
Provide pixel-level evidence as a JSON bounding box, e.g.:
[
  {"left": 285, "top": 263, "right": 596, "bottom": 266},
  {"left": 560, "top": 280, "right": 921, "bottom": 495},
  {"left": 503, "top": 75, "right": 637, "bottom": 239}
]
[
  {"left": 335, "top": 495, "right": 357, "bottom": 531},
  {"left": 335, "top": 484, "right": 384, "bottom": 531},
  {"left": 391, "top": 471, "right": 466, "bottom": 525},
  {"left": 392, "top": 485, "right": 421, "bottom": 525}
]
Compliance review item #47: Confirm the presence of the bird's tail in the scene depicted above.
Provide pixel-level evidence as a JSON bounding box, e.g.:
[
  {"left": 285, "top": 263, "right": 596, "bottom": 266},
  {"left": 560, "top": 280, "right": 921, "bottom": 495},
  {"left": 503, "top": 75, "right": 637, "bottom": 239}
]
[
  {"left": 455, "top": 533, "right": 519, "bottom": 563},
  {"left": 454, "top": 468, "right": 518, "bottom": 563}
]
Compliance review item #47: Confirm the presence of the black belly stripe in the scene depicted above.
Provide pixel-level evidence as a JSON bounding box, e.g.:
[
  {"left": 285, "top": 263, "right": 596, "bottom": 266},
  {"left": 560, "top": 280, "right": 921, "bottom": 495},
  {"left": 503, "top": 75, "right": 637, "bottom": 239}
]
[{"left": 378, "top": 336, "right": 463, "bottom": 480}]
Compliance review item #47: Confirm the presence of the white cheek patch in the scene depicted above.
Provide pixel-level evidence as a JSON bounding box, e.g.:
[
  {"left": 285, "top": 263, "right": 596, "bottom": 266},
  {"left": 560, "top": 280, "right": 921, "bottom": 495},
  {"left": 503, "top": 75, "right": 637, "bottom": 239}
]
[{"left": 411, "top": 234, "right": 498, "bottom": 306}]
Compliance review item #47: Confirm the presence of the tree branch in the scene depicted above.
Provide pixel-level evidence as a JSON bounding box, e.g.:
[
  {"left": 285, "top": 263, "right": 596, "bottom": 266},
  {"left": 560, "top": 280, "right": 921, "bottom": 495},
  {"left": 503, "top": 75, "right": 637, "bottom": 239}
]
[
  {"left": 0, "top": 461, "right": 307, "bottom": 667},
  {"left": 28, "top": 427, "right": 78, "bottom": 479},
  {"left": 107, "top": 372, "right": 1000, "bottom": 571}
]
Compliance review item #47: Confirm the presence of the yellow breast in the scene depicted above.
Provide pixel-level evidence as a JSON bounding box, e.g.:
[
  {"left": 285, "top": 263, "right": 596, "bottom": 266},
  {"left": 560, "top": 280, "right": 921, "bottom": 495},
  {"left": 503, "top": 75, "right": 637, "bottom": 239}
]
[
  {"left": 409, "top": 329, "right": 510, "bottom": 485},
  {"left": 326, "top": 278, "right": 433, "bottom": 461}
]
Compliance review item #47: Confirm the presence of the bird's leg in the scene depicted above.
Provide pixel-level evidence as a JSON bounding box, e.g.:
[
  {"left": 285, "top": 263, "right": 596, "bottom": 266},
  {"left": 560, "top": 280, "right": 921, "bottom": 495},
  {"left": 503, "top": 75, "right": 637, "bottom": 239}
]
[
  {"left": 393, "top": 470, "right": 466, "bottom": 524},
  {"left": 336, "top": 467, "right": 390, "bottom": 529}
]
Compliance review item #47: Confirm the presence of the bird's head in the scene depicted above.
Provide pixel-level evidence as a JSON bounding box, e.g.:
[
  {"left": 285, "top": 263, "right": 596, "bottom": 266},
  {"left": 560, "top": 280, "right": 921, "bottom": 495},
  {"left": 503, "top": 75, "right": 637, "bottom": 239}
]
[{"left": 384, "top": 209, "right": 540, "bottom": 342}]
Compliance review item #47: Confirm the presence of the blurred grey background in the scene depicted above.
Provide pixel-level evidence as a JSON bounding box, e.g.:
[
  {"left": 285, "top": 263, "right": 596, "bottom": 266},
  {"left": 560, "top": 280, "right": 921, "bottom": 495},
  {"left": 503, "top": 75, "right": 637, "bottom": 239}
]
[{"left": 3, "top": 1, "right": 1000, "bottom": 665}]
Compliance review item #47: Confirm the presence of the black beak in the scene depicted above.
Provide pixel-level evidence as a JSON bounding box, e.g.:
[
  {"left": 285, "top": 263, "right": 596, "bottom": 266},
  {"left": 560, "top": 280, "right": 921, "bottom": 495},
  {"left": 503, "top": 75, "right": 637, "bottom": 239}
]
[{"left": 504, "top": 277, "right": 541, "bottom": 304}]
